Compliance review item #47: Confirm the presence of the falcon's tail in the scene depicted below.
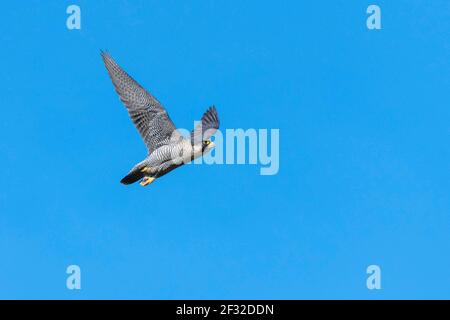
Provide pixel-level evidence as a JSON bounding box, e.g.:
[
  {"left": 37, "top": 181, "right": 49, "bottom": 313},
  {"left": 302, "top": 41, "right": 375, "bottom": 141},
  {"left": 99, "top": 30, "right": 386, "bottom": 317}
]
[{"left": 120, "top": 168, "right": 145, "bottom": 185}]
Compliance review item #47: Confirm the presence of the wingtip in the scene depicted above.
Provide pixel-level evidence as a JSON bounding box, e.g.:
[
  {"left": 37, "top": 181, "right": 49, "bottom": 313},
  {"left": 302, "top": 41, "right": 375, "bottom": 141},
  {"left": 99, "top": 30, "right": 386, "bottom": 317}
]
[
  {"left": 209, "top": 105, "right": 217, "bottom": 114},
  {"left": 201, "top": 105, "right": 220, "bottom": 128},
  {"left": 100, "top": 49, "right": 111, "bottom": 60}
]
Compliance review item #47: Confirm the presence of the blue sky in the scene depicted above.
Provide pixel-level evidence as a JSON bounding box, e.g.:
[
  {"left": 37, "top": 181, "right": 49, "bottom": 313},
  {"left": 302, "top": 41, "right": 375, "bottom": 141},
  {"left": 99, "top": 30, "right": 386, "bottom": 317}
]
[{"left": 0, "top": 1, "right": 449, "bottom": 299}]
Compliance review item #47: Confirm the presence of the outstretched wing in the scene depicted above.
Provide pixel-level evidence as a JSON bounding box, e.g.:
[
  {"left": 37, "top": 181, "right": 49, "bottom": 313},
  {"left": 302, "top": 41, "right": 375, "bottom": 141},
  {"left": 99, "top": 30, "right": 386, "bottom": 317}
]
[
  {"left": 101, "top": 51, "right": 181, "bottom": 152},
  {"left": 191, "top": 106, "right": 220, "bottom": 143}
]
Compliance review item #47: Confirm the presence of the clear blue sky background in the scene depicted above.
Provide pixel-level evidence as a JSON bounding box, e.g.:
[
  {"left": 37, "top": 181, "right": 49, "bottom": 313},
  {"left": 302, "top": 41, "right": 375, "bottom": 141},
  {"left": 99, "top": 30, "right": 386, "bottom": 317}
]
[{"left": 0, "top": 1, "right": 449, "bottom": 299}]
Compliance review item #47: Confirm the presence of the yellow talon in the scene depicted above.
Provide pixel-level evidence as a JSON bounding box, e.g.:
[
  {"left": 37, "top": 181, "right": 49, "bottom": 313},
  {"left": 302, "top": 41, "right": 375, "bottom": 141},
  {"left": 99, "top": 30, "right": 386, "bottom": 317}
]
[{"left": 140, "top": 177, "right": 155, "bottom": 187}]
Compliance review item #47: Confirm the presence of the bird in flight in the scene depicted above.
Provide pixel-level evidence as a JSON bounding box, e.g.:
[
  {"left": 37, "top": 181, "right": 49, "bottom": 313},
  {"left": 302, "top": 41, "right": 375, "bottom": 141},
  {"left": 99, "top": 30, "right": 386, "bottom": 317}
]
[{"left": 101, "top": 51, "right": 220, "bottom": 186}]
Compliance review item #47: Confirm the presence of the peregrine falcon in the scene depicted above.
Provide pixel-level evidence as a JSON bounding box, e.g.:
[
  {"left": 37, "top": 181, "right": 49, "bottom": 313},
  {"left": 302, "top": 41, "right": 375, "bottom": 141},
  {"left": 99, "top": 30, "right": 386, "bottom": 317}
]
[{"left": 101, "top": 51, "right": 220, "bottom": 186}]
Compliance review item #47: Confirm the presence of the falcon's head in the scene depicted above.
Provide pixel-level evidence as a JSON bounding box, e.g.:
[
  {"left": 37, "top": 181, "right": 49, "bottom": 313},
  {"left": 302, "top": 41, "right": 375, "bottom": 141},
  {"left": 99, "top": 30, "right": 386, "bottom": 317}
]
[{"left": 202, "top": 139, "right": 216, "bottom": 153}]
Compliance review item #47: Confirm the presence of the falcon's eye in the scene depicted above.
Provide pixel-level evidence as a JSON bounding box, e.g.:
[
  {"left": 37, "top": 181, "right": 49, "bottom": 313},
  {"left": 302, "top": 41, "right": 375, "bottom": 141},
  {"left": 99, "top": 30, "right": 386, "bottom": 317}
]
[{"left": 203, "top": 140, "right": 210, "bottom": 145}]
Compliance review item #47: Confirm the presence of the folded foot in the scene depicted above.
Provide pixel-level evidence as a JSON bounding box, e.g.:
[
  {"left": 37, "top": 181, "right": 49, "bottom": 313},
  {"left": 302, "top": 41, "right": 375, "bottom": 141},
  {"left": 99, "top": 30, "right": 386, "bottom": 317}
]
[{"left": 140, "top": 177, "right": 155, "bottom": 187}]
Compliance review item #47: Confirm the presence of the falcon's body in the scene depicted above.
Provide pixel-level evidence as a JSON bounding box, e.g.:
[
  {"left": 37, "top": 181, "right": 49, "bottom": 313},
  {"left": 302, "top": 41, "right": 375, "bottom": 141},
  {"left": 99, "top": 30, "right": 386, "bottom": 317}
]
[
  {"left": 101, "top": 51, "right": 219, "bottom": 186},
  {"left": 126, "top": 139, "right": 207, "bottom": 184}
]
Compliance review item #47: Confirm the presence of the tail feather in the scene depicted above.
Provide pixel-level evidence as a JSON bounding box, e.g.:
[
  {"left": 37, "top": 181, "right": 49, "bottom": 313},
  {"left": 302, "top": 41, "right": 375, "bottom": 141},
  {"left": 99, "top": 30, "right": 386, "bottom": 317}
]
[{"left": 121, "top": 168, "right": 145, "bottom": 185}]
